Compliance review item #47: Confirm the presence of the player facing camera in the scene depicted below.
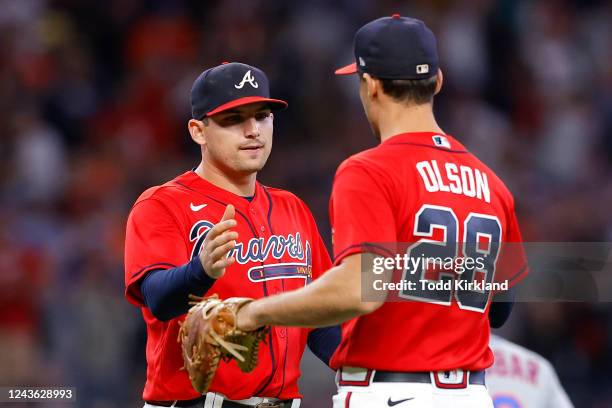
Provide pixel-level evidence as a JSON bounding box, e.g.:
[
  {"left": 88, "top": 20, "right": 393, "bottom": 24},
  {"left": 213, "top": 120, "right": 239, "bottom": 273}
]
[
  {"left": 124, "top": 61, "right": 338, "bottom": 407},
  {"left": 189, "top": 103, "right": 274, "bottom": 176},
  {"left": 187, "top": 62, "right": 286, "bottom": 179}
]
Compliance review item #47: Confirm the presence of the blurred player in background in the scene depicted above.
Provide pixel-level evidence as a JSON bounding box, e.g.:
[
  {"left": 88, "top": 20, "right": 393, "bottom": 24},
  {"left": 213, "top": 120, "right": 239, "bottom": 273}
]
[
  {"left": 237, "top": 15, "right": 527, "bottom": 407},
  {"left": 487, "top": 335, "right": 573, "bottom": 408},
  {"left": 124, "top": 62, "right": 339, "bottom": 408}
]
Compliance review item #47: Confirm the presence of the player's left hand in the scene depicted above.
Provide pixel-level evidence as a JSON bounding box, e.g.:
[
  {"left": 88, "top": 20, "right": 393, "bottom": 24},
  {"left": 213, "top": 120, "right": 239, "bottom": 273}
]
[
  {"left": 199, "top": 204, "right": 238, "bottom": 279},
  {"left": 179, "top": 295, "right": 269, "bottom": 394},
  {"left": 236, "top": 301, "right": 262, "bottom": 332}
]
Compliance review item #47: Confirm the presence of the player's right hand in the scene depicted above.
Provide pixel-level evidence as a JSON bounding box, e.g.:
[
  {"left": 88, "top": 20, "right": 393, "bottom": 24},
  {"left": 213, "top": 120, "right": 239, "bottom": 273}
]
[{"left": 199, "top": 204, "right": 238, "bottom": 279}]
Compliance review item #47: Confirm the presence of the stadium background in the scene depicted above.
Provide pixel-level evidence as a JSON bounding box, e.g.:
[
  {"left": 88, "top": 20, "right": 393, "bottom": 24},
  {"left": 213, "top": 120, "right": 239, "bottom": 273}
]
[{"left": 1, "top": 0, "right": 611, "bottom": 406}]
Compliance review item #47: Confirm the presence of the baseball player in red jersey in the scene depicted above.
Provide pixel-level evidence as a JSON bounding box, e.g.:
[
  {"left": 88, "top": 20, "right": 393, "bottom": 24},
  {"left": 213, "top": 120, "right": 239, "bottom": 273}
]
[
  {"left": 236, "top": 15, "right": 529, "bottom": 407},
  {"left": 124, "top": 62, "right": 339, "bottom": 408}
]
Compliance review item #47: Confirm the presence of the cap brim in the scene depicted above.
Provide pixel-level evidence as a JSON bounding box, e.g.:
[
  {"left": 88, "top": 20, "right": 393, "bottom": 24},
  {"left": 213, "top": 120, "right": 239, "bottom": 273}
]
[
  {"left": 334, "top": 62, "right": 358, "bottom": 75},
  {"left": 206, "top": 96, "right": 288, "bottom": 117}
]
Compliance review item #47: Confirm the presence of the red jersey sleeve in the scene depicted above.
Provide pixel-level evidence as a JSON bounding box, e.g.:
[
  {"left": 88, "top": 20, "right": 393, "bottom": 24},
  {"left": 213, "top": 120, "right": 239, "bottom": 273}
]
[
  {"left": 330, "top": 161, "right": 396, "bottom": 265},
  {"left": 124, "top": 198, "right": 190, "bottom": 306}
]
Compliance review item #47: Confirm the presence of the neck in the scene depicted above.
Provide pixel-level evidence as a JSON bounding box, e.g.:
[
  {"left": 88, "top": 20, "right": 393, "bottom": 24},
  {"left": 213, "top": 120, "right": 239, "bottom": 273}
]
[
  {"left": 377, "top": 100, "right": 444, "bottom": 143},
  {"left": 194, "top": 160, "right": 257, "bottom": 197}
]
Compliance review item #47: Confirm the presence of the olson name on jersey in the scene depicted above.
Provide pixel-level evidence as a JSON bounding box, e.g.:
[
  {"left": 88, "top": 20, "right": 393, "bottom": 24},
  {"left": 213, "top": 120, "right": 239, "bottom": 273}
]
[{"left": 416, "top": 160, "right": 490, "bottom": 203}]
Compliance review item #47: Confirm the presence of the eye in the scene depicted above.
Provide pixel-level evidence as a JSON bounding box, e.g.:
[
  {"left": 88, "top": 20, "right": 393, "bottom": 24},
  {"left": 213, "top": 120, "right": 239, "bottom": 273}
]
[
  {"left": 255, "top": 112, "right": 271, "bottom": 121},
  {"left": 222, "top": 115, "right": 244, "bottom": 125}
]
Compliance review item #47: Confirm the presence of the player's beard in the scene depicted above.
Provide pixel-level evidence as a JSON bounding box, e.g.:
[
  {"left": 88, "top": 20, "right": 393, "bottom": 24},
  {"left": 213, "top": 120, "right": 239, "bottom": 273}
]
[
  {"left": 234, "top": 155, "right": 268, "bottom": 174},
  {"left": 236, "top": 142, "right": 272, "bottom": 173},
  {"left": 221, "top": 143, "right": 272, "bottom": 176},
  {"left": 203, "top": 137, "right": 272, "bottom": 175}
]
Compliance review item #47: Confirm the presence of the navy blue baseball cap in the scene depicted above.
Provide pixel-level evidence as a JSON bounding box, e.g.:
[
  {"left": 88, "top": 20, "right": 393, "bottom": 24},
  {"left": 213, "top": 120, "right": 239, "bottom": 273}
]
[
  {"left": 335, "top": 14, "right": 439, "bottom": 79},
  {"left": 191, "top": 62, "right": 287, "bottom": 119}
]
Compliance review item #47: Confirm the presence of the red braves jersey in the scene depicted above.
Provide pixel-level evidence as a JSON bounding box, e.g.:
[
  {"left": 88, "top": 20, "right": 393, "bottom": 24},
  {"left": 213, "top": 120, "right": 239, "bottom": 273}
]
[
  {"left": 328, "top": 132, "right": 528, "bottom": 372},
  {"left": 124, "top": 171, "right": 331, "bottom": 401}
]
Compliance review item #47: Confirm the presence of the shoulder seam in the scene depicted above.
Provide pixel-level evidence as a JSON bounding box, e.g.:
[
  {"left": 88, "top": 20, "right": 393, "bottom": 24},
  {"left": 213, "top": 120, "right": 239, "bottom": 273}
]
[{"left": 132, "top": 196, "right": 187, "bottom": 238}]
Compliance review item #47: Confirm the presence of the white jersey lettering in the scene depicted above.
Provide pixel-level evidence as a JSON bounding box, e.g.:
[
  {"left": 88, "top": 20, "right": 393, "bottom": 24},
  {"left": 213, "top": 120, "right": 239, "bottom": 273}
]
[{"left": 416, "top": 160, "right": 491, "bottom": 203}]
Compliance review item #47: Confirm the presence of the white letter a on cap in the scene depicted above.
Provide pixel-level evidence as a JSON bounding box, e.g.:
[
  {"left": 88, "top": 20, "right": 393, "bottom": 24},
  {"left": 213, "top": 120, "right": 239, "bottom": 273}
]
[{"left": 235, "top": 70, "right": 259, "bottom": 89}]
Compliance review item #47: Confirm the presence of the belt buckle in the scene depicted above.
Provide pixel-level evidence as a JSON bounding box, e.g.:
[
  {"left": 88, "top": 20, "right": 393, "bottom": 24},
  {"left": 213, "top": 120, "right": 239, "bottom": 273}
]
[
  {"left": 432, "top": 369, "right": 468, "bottom": 389},
  {"left": 255, "top": 403, "right": 281, "bottom": 408}
]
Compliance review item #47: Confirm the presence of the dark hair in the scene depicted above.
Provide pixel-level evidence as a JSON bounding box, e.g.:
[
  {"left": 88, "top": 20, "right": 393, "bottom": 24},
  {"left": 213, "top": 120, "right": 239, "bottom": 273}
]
[{"left": 363, "top": 74, "right": 438, "bottom": 105}]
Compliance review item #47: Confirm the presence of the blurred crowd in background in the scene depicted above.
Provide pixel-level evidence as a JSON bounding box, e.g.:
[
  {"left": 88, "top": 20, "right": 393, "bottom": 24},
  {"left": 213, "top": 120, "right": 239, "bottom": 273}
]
[{"left": 0, "top": 0, "right": 611, "bottom": 407}]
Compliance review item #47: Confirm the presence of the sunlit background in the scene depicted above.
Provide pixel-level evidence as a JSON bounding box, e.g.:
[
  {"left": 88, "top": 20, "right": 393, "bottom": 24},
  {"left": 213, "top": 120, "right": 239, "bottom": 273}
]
[{"left": 1, "top": 0, "right": 611, "bottom": 406}]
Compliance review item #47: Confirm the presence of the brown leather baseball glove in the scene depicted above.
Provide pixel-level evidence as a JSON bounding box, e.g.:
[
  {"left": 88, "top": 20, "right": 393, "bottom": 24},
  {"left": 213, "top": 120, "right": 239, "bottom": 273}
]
[{"left": 177, "top": 294, "right": 269, "bottom": 394}]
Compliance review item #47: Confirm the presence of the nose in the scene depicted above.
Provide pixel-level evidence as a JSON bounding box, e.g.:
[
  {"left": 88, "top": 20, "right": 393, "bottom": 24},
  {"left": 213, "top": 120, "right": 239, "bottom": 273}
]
[{"left": 243, "top": 116, "right": 260, "bottom": 138}]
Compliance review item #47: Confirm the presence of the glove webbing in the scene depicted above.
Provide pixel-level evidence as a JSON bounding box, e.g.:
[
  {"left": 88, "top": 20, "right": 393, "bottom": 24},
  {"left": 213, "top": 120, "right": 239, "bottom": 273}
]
[{"left": 188, "top": 296, "right": 249, "bottom": 362}]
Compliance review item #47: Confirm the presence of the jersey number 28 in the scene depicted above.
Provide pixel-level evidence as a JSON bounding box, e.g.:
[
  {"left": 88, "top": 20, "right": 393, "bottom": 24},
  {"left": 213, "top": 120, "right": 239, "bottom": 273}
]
[{"left": 401, "top": 204, "right": 502, "bottom": 313}]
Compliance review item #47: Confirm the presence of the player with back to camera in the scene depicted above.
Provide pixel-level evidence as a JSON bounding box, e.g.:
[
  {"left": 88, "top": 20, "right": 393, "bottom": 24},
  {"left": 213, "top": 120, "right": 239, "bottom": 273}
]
[
  {"left": 236, "top": 15, "right": 529, "bottom": 407},
  {"left": 124, "top": 62, "right": 340, "bottom": 408}
]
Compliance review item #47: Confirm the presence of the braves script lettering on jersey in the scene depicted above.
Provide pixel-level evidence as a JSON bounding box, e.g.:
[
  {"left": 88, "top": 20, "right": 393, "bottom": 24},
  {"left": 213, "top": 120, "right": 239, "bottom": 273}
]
[
  {"left": 488, "top": 335, "right": 574, "bottom": 408},
  {"left": 124, "top": 171, "right": 331, "bottom": 401},
  {"left": 329, "top": 132, "right": 528, "bottom": 372}
]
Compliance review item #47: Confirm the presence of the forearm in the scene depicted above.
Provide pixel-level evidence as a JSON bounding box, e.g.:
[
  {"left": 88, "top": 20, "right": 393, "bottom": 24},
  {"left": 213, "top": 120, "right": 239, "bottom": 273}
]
[
  {"left": 141, "top": 257, "right": 216, "bottom": 321},
  {"left": 248, "top": 260, "right": 382, "bottom": 328},
  {"left": 250, "top": 273, "right": 358, "bottom": 327}
]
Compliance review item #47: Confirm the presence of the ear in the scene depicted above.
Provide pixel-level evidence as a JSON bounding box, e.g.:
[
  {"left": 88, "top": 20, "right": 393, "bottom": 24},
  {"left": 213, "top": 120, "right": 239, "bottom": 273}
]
[
  {"left": 363, "top": 73, "right": 379, "bottom": 100},
  {"left": 434, "top": 69, "right": 444, "bottom": 96},
  {"left": 188, "top": 119, "right": 207, "bottom": 146}
]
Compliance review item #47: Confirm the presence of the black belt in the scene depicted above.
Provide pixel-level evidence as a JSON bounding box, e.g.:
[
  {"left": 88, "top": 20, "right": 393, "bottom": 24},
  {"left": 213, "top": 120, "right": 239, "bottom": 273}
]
[
  {"left": 145, "top": 396, "right": 296, "bottom": 408},
  {"left": 222, "top": 401, "right": 294, "bottom": 408},
  {"left": 145, "top": 396, "right": 204, "bottom": 407},
  {"left": 373, "top": 370, "right": 485, "bottom": 385}
]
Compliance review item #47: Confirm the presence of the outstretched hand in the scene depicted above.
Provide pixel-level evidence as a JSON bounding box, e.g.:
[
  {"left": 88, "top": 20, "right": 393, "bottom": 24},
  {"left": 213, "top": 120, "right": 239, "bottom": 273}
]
[{"left": 199, "top": 204, "right": 238, "bottom": 279}]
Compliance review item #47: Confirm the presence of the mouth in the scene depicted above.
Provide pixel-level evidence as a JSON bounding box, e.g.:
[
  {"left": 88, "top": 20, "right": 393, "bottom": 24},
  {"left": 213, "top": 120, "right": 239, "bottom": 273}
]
[{"left": 239, "top": 145, "right": 264, "bottom": 151}]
